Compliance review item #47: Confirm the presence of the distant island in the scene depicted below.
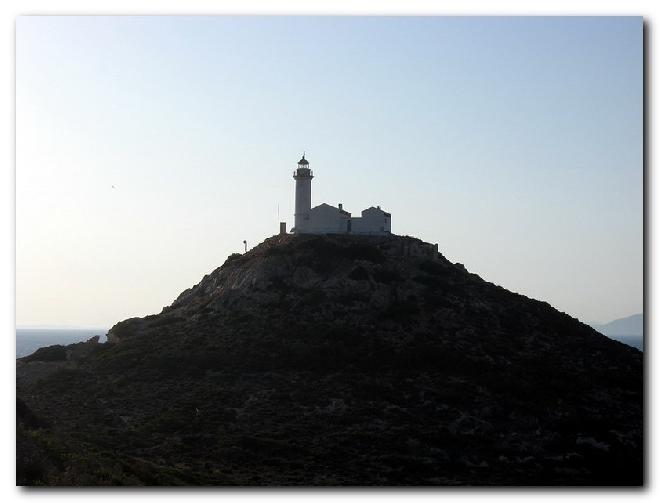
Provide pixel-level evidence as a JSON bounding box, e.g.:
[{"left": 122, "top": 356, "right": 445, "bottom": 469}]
[{"left": 591, "top": 314, "right": 643, "bottom": 351}]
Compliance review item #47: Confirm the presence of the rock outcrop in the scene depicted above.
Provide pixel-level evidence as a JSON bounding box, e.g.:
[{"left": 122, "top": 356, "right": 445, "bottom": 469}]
[{"left": 16, "top": 234, "right": 643, "bottom": 485}]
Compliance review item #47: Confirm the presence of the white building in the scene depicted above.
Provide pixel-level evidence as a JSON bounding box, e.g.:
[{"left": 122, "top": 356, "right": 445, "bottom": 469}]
[{"left": 291, "top": 154, "right": 391, "bottom": 235}]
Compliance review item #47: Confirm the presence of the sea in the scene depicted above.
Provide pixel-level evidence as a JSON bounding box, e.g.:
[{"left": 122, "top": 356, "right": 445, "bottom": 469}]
[
  {"left": 608, "top": 335, "right": 643, "bottom": 351},
  {"left": 16, "top": 328, "right": 109, "bottom": 359}
]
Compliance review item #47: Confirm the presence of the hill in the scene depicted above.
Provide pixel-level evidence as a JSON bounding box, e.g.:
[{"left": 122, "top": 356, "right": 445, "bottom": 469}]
[{"left": 16, "top": 233, "right": 643, "bottom": 485}]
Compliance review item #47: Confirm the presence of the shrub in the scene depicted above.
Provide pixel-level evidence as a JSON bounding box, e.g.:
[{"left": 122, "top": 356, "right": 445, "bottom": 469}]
[
  {"left": 372, "top": 268, "right": 402, "bottom": 284},
  {"left": 221, "top": 253, "right": 245, "bottom": 269},
  {"left": 384, "top": 299, "right": 420, "bottom": 320},
  {"left": 419, "top": 260, "right": 446, "bottom": 276},
  {"left": 23, "top": 345, "right": 67, "bottom": 363},
  {"left": 348, "top": 266, "right": 370, "bottom": 281},
  {"left": 341, "top": 244, "right": 385, "bottom": 263}
]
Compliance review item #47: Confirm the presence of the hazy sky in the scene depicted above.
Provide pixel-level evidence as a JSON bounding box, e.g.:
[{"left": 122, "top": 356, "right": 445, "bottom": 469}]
[{"left": 16, "top": 16, "right": 642, "bottom": 328}]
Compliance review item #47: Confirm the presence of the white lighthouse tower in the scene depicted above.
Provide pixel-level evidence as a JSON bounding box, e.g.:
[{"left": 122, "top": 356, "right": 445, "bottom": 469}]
[{"left": 292, "top": 154, "right": 313, "bottom": 233}]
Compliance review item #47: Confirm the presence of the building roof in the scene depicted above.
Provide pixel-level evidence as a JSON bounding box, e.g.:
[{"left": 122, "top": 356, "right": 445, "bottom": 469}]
[
  {"left": 298, "top": 154, "right": 309, "bottom": 166},
  {"left": 310, "top": 203, "right": 352, "bottom": 217},
  {"left": 363, "top": 206, "right": 391, "bottom": 217}
]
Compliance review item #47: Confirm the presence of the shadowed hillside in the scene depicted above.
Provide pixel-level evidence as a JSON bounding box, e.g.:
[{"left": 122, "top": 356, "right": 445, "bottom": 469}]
[{"left": 16, "top": 234, "right": 643, "bottom": 486}]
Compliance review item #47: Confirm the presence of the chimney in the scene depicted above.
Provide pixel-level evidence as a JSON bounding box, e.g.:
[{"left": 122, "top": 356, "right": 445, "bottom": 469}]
[
  {"left": 279, "top": 222, "right": 287, "bottom": 235},
  {"left": 338, "top": 203, "right": 343, "bottom": 211}
]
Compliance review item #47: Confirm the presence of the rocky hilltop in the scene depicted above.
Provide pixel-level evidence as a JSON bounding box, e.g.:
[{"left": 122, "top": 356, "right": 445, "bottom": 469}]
[{"left": 17, "top": 234, "right": 643, "bottom": 485}]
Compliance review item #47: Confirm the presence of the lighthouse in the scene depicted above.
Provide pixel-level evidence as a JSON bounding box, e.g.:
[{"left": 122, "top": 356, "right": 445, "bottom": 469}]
[
  {"left": 292, "top": 154, "right": 313, "bottom": 233},
  {"left": 289, "top": 152, "right": 391, "bottom": 235}
]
